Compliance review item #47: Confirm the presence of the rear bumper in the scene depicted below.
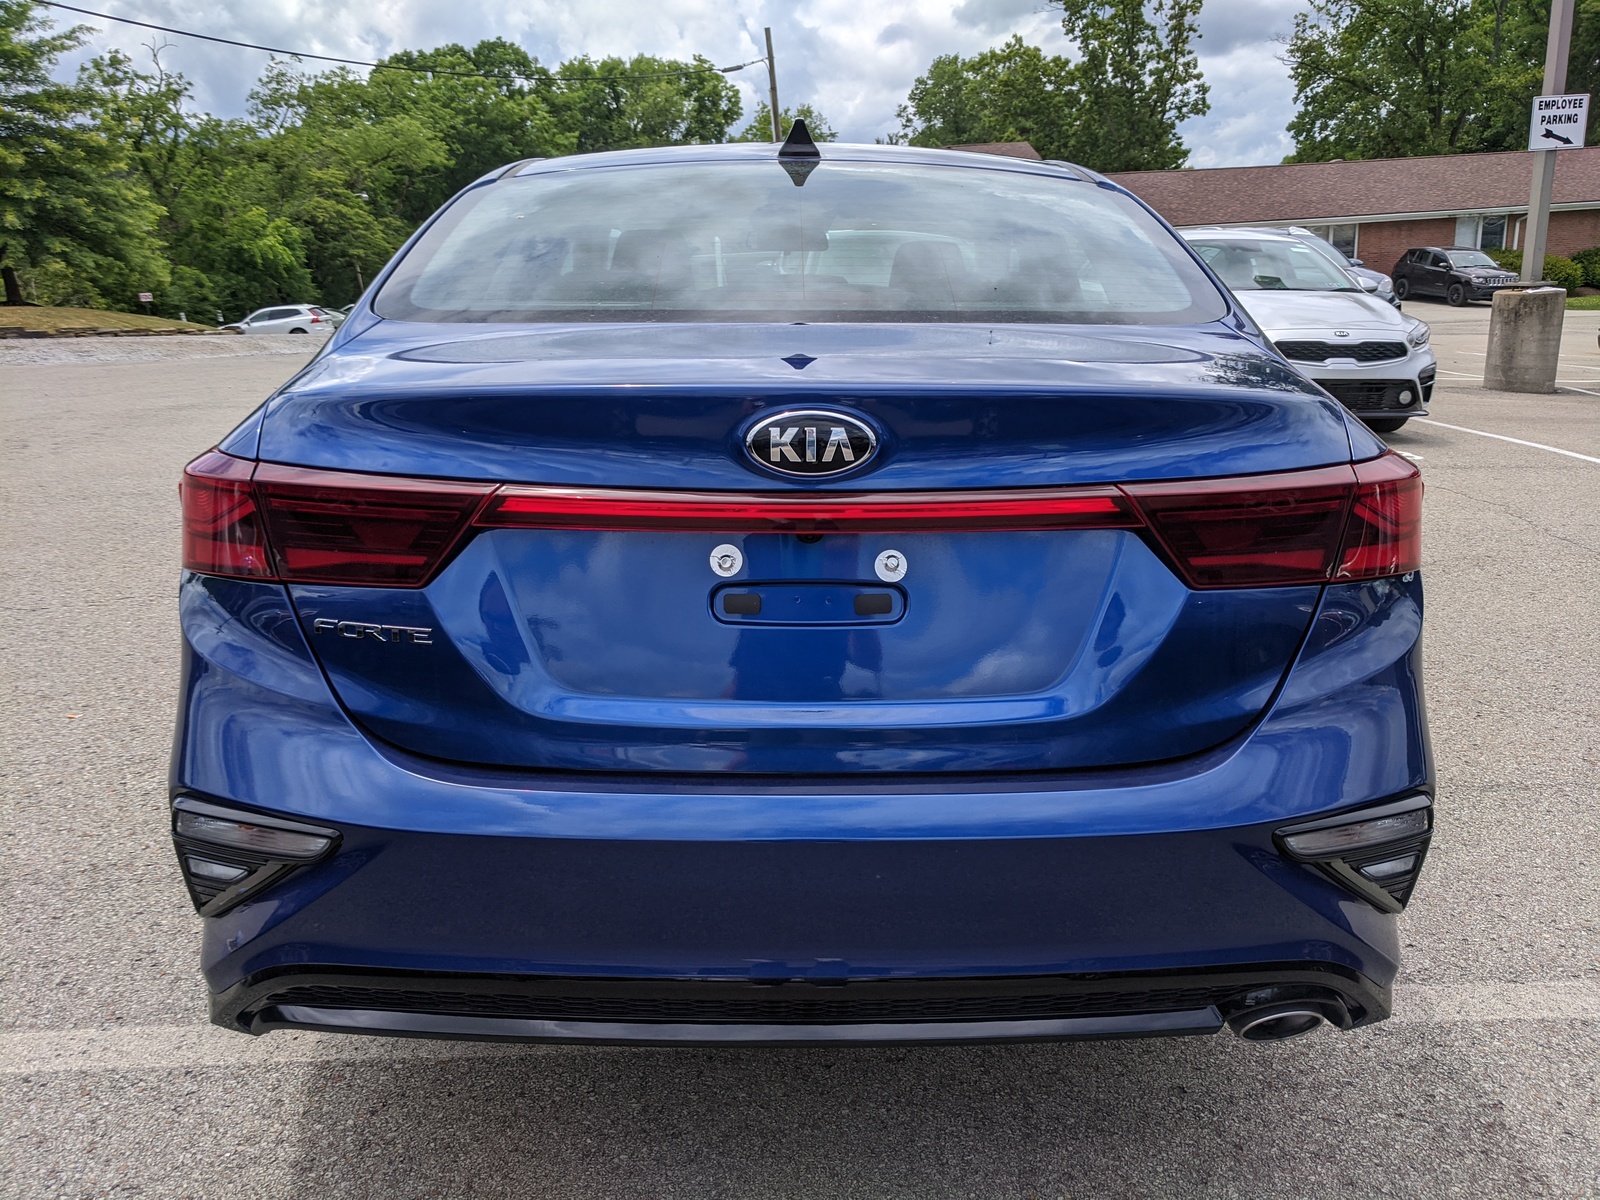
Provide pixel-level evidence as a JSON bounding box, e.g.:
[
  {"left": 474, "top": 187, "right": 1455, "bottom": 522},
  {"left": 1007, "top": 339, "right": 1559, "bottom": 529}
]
[
  {"left": 172, "top": 572, "right": 1431, "bottom": 1042},
  {"left": 216, "top": 963, "right": 1390, "bottom": 1044}
]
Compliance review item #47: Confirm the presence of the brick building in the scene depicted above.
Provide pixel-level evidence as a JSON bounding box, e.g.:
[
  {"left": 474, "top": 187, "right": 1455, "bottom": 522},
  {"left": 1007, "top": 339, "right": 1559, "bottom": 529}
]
[{"left": 1106, "top": 149, "right": 1600, "bottom": 275}]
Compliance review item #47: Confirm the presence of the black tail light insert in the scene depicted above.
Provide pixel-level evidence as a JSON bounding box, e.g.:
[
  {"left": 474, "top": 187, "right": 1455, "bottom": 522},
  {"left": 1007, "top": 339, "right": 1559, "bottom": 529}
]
[
  {"left": 1275, "top": 793, "right": 1433, "bottom": 913},
  {"left": 172, "top": 795, "right": 339, "bottom": 916}
]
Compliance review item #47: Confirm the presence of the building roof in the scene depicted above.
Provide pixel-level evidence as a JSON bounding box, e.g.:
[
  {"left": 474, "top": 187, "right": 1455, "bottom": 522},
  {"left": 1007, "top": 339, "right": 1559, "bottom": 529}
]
[
  {"left": 945, "top": 141, "right": 1043, "bottom": 160},
  {"left": 1107, "top": 148, "right": 1600, "bottom": 225}
]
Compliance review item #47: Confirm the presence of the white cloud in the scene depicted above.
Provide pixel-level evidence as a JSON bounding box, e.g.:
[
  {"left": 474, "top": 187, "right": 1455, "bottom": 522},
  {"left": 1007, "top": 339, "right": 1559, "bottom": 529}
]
[{"left": 50, "top": 0, "right": 1302, "bottom": 165}]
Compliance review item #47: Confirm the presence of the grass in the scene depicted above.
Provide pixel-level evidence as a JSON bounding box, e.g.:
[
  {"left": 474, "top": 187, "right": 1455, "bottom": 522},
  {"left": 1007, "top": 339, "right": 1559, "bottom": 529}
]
[
  {"left": 0, "top": 305, "right": 214, "bottom": 332},
  {"left": 1565, "top": 294, "right": 1600, "bottom": 310}
]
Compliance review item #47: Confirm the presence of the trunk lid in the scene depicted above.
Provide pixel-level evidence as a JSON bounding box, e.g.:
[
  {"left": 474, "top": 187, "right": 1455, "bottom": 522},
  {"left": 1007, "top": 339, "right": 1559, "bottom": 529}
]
[{"left": 263, "top": 321, "right": 1347, "bottom": 774}]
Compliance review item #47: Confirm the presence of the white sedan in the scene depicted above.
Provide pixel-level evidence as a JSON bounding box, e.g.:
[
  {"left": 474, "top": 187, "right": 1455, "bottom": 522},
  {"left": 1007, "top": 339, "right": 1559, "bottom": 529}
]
[
  {"left": 1182, "top": 230, "right": 1434, "bottom": 433},
  {"left": 225, "top": 305, "right": 339, "bottom": 335}
]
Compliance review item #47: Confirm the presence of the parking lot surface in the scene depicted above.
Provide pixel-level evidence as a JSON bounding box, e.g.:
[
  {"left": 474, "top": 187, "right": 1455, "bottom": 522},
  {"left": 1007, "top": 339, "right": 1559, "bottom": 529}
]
[{"left": 2, "top": 322, "right": 1597, "bottom": 1198}]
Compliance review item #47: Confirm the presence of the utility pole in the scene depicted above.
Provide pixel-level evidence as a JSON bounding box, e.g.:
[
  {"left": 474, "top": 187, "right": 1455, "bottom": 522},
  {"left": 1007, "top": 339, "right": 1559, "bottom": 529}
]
[
  {"left": 1521, "top": 0, "right": 1577, "bottom": 281},
  {"left": 764, "top": 27, "right": 784, "bottom": 143}
]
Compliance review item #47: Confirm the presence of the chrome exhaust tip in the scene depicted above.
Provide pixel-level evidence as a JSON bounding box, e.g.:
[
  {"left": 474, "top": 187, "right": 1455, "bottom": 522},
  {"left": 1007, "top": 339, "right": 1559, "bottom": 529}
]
[{"left": 1227, "top": 1003, "right": 1328, "bottom": 1042}]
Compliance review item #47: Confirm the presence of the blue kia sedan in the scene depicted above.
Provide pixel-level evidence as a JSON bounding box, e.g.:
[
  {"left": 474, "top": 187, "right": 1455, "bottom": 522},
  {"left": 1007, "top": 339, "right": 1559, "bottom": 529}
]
[{"left": 172, "top": 130, "right": 1431, "bottom": 1046}]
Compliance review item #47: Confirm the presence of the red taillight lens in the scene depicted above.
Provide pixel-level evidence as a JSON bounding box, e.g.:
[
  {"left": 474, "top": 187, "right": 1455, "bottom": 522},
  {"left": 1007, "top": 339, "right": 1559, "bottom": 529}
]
[
  {"left": 1336, "top": 453, "right": 1422, "bottom": 580},
  {"left": 479, "top": 486, "right": 1140, "bottom": 533},
  {"left": 1124, "top": 466, "right": 1356, "bottom": 588},
  {"left": 181, "top": 451, "right": 274, "bottom": 578},
  {"left": 178, "top": 453, "right": 1421, "bottom": 591},
  {"left": 253, "top": 464, "right": 494, "bottom": 586}
]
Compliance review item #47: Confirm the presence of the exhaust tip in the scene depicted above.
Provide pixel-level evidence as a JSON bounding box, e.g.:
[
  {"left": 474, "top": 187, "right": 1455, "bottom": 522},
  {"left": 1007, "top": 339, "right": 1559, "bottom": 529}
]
[{"left": 1228, "top": 1004, "right": 1327, "bottom": 1042}]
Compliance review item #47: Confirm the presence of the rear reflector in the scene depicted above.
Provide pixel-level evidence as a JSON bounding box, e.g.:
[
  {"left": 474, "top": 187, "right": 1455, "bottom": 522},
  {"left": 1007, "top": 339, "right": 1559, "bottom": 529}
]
[{"left": 180, "top": 451, "right": 1421, "bottom": 590}]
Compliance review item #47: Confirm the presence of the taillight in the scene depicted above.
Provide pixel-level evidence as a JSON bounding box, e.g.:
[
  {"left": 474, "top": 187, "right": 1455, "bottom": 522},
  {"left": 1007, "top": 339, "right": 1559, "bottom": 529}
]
[
  {"left": 479, "top": 486, "right": 1140, "bottom": 533},
  {"left": 253, "top": 464, "right": 493, "bottom": 586},
  {"left": 1336, "top": 452, "right": 1422, "bottom": 580},
  {"left": 1124, "top": 466, "right": 1356, "bottom": 588},
  {"left": 179, "top": 451, "right": 1420, "bottom": 590},
  {"left": 181, "top": 451, "right": 273, "bottom": 577}
]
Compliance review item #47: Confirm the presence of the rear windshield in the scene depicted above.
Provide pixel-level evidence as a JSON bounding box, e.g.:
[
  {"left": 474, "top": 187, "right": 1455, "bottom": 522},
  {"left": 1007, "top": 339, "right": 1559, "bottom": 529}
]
[{"left": 374, "top": 159, "right": 1227, "bottom": 325}]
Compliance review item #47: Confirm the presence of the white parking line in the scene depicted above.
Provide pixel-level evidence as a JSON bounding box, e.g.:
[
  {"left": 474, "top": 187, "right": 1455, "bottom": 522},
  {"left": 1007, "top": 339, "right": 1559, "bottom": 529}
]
[
  {"left": 1414, "top": 418, "right": 1600, "bottom": 464},
  {"left": 2, "top": 982, "right": 1596, "bottom": 1074}
]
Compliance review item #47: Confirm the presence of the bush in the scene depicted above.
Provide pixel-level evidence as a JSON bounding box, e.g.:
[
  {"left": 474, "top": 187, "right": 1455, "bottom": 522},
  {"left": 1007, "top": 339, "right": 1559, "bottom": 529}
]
[
  {"left": 1481, "top": 248, "right": 1586, "bottom": 290},
  {"left": 1543, "top": 254, "right": 1585, "bottom": 291},
  {"left": 1571, "top": 246, "right": 1600, "bottom": 288}
]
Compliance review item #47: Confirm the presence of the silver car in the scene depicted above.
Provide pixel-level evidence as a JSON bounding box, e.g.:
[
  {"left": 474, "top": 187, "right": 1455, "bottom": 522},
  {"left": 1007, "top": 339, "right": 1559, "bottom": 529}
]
[
  {"left": 225, "top": 305, "right": 337, "bottom": 335},
  {"left": 1182, "top": 229, "right": 1434, "bottom": 433}
]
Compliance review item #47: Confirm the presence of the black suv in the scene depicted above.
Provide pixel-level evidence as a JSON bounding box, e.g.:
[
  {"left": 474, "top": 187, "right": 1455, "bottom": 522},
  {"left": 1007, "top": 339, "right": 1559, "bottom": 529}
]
[{"left": 1391, "top": 247, "right": 1519, "bottom": 306}]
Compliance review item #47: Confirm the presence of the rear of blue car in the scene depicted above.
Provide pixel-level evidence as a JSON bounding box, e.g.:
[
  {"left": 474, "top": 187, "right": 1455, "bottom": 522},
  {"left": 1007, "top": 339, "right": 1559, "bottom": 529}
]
[{"left": 171, "top": 143, "right": 1431, "bottom": 1045}]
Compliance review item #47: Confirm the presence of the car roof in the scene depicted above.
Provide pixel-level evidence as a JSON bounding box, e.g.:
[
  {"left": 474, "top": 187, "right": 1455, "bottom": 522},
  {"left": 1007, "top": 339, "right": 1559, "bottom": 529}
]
[
  {"left": 1180, "top": 227, "right": 1301, "bottom": 243},
  {"left": 494, "top": 141, "right": 1101, "bottom": 186}
]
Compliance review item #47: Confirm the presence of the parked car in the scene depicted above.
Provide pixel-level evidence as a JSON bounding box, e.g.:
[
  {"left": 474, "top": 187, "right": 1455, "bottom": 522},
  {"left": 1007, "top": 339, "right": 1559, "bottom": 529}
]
[
  {"left": 1181, "top": 227, "right": 1399, "bottom": 308},
  {"left": 1391, "top": 247, "right": 1519, "bottom": 305},
  {"left": 223, "top": 305, "right": 337, "bottom": 334},
  {"left": 174, "top": 137, "right": 1430, "bottom": 1049},
  {"left": 1283, "top": 227, "right": 1400, "bottom": 307},
  {"left": 1183, "top": 229, "right": 1435, "bottom": 433}
]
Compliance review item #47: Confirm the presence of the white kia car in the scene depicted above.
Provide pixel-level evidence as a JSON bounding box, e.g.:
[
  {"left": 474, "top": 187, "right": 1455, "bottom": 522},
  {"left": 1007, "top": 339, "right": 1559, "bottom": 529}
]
[
  {"left": 1182, "top": 230, "right": 1434, "bottom": 433},
  {"left": 224, "top": 305, "right": 338, "bottom": 335}
]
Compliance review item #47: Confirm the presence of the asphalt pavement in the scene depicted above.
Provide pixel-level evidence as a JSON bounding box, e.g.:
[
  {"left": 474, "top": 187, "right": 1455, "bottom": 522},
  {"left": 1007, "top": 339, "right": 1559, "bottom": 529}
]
[{"left": 2, "top": 318, "right": 1597, "bottom": 1199}]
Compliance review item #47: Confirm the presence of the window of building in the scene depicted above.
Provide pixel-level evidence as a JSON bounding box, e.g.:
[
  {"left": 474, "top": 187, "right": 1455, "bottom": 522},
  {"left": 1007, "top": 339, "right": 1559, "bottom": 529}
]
[
  {"left": 1302, "top": 223, "right": 1359, "bottom": 259},
  {"left": 1480, "top": 215, "right": 1508, "bottom": 249}
]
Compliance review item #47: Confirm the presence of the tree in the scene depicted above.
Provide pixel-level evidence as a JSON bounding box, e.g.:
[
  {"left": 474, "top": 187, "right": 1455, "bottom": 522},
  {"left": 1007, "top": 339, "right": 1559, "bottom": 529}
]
[
  {"left": 732, "top": 101, "right": 838, "bottom": 142},
  {"left": 896, "top": 37, "right": 1077, "bottom": 157},
  {"left": 896, "top": 4, "right": 1208, "bottom": 172},
  {"left": 1282, "top": 0, "right": 1551, "bottom": 161},
  {"left": 548, "top": 54, "right": 742, "bottom": 154},
  {"left": 1056, "top": 0, "right": 1209, "bottom": 171},
  {"left": 0, "top": 1, "right": 168, "bottom": 305}
]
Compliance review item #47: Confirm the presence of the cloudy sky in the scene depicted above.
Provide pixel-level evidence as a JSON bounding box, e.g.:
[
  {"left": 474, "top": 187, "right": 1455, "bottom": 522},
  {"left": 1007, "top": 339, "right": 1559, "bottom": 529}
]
[{"left": 49, "top": 0, "right": 1307, "bottom": 168}]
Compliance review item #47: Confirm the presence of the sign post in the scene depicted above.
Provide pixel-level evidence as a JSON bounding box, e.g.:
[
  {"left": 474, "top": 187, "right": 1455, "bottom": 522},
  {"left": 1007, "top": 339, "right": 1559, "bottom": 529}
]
[{"left": 1520, "top": 0, "right": 1580, "bottom": 282}]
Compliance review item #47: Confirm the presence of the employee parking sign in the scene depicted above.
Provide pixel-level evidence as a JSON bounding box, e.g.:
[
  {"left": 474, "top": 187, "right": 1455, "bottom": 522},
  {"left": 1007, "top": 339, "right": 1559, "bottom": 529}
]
[{"left": 1528, "top": 94, "right": 1589, "bottom": 150}]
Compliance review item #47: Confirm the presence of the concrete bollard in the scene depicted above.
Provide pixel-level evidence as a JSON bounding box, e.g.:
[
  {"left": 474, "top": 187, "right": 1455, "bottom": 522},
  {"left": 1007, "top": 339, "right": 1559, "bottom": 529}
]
[{"left": 1484, "top": 287, "right": 1566, "bottom": 393}]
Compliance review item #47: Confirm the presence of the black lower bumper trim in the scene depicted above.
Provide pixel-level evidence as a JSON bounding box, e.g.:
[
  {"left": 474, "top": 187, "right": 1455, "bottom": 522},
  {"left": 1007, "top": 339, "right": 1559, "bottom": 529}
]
[{"left": 214, "top": 964, "right": 1391, "bottom": 1045}]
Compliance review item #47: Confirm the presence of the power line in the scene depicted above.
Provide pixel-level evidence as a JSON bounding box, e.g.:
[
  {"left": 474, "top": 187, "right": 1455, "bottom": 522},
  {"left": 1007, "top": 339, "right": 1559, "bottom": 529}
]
[{"left": 35, "top": 1, "right": 766, "bottom": 88}]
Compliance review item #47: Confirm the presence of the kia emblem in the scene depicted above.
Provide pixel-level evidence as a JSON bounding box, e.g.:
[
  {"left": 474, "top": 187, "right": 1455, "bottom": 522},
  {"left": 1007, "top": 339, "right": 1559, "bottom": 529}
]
[{"left": 744, "top": 410, "right": 878, "bottom": 477}]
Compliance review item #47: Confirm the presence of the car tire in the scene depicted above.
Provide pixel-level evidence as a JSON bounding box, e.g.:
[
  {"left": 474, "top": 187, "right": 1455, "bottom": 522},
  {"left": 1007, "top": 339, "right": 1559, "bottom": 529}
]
[
  {"left": 1394, "top": 277, "right": 1410, "bottom": 300},
  {"left": 1446, "top": 283, "right": 1467, "bottom": 306},
  {"left": 1364, "top": 417, "right": 1409, "bottom": 433},
  {"left": 289, "top": 327, "right": 309, "bottom": 334}
]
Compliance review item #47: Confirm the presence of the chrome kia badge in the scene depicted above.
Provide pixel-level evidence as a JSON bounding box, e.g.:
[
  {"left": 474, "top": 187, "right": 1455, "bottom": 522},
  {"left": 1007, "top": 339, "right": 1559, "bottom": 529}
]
[{"left": 744, "top": 410, "right": 878, "bottom": 477}]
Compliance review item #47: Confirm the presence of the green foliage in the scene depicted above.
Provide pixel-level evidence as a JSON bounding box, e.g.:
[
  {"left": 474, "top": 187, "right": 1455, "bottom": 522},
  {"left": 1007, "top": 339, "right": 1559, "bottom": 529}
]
[
  {"left": 1571, "top": 246, "right": 1600, "bottom": 287},
  {"left": 897, "top": 37, "right": 1077, "bottom": 158},
  {"left": 1283, "top": 0, "right": 1564, "bottom": 162},
  {"left": 732, "top": 101, "right": 837, "bottom": 142},
  {"left": 0, "top": 0, "right": 168, "bottom": 306},
  {"left": 1056, "top": 0, "right": 1208, "bottom": 171},
  {"left": 896, "top": 0, "right": 1208, "bottom": 172},
  {"left": 1, "top": 2, "right": 744, "bottom": 317},
  {"left": 1483, "top": 247, "right": 1589, "bottom": 289},
  {"left": 1541, "top": 254, "right": 1585, "bottom": 290}
]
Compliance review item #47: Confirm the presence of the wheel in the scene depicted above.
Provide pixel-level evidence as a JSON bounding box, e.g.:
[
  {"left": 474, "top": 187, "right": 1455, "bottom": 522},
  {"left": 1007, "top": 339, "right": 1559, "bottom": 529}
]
[
  {"left": 1393, "top": 277, "right": 1410, "bottom": 300},
  {"left": 289, "top": 327, "right": 309, "bottom": 334},
  {"left": 1364, "top": 417, "right": 1409, "bottom": 434},
  {"left": 1446, "top": 282, "right": 1467, "bottom": 306}
]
